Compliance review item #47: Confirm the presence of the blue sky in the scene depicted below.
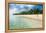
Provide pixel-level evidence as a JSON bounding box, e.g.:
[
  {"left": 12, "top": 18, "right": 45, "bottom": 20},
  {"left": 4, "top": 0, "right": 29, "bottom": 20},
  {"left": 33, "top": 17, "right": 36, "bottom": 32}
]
[{"left": 9, "top": 4, "right": 43, "bottom": 13}]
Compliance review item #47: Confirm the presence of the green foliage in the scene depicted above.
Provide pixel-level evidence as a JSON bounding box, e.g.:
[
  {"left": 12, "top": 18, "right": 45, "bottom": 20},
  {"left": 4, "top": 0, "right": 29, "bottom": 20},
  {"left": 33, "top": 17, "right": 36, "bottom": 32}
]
[{"left": 13, "top": 8, "right": 43, "bottom": 15}]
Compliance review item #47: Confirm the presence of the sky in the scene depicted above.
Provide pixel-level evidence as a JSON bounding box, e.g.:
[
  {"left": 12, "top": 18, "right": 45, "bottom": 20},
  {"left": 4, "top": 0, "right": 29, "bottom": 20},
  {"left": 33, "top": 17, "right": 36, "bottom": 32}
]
[{"left": 9, "top": 4, "right": 43, "bottom": 15}]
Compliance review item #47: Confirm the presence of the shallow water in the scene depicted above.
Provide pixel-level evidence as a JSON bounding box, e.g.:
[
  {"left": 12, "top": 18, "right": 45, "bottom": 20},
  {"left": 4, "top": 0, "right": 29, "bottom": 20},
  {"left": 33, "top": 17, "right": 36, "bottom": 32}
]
[
  {"left": 9, "top": 15, "right": 42, "bottom": 29},
  {"left": 9, "top": 15, "right": 32, "bottom": 29}
]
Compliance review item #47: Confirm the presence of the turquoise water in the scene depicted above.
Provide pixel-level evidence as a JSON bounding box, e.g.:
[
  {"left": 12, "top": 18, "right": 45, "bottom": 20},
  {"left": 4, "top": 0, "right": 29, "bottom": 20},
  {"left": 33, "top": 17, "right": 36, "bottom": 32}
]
[
  {"left": 9, "top": 15, "right": 32, "bottom": 29},
  {"left": 9, "top": 15, "right": 42, "bottom": 29}
]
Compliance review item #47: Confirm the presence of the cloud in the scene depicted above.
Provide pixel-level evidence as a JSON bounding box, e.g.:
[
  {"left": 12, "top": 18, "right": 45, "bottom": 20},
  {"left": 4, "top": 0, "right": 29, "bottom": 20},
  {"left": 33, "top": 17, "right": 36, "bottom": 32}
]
[{"left": 9, "top": 4, "right": 43, "bottom": 13}]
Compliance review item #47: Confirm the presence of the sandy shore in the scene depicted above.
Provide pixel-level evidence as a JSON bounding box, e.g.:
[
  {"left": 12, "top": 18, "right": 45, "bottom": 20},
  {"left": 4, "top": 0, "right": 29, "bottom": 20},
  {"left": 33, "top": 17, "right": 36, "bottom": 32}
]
[{"left": 17, "top": 14, "right": 42, "bottom": 21}]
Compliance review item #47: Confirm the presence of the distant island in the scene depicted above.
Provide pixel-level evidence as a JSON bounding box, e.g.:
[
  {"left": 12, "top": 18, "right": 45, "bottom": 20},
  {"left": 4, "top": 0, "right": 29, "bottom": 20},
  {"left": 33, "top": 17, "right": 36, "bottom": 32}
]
[{"left": 13, "top": 8, "right": 43, "bottom": 15}]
